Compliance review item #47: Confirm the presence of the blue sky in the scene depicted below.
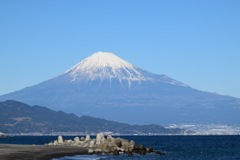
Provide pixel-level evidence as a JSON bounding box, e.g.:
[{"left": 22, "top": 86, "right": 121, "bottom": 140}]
[{"left": 0, "top": 0, "right": 240, "bottom": 98}]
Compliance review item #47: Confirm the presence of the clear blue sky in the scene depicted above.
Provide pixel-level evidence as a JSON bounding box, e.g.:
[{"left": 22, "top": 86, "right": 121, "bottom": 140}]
[{"left": 0, "top": 0, "right": 240, "bottom": 98}]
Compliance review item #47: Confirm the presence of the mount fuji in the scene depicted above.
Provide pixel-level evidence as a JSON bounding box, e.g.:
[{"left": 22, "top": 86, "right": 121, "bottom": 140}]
[{"left": 1, "top": 52, "right": 240, "bottom": 125}]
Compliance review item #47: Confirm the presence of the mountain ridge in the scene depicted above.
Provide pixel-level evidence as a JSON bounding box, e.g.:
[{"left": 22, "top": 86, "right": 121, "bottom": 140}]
[
  {"left": 0, "top": 100, "right": 184, "bottom": 134},
  {"left": 0, "top": 52, "right": 240, "bottom": 125}
]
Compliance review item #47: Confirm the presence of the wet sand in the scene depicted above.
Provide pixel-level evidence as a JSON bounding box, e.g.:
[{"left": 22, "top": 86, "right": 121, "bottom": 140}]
[{"left": 0, "top": 144, "right": 88, "bottom": 160}]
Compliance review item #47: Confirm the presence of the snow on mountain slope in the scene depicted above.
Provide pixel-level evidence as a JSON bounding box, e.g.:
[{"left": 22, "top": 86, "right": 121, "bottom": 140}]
[
  {"left": 63, "top": 51, "right": 187, "bottom": 88},
  {"left": 64, "top": 52, "right": 151, "bottom": 88}
]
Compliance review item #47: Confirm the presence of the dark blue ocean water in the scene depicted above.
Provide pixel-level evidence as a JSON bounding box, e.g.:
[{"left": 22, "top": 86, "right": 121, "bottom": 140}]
[{"left": 1, "top": 135, "right": 240, "bottom": 160}]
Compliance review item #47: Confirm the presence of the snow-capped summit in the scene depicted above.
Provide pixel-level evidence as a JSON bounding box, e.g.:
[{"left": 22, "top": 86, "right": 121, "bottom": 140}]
[
  {"left": 68, "top": 51, "right": 133, "bottom": 71},
  {"left": 64, "top": 51, "right": 151, "bottom": 85}
]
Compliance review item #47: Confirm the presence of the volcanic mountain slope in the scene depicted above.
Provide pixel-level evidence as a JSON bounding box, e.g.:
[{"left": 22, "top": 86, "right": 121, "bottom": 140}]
[
  {"left": 0, "top": 100, "right": 183, "bottom": 134},
  {"left": 0, "top": 52, "right": 240, "bottom": 125}
]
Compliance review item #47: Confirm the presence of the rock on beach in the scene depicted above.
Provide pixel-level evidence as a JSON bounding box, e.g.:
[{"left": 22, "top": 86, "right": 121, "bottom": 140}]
[
  {"left": 47, "top": 132, "right": 161, "bottom": 156},
  {"left": 0, "top": 132, "right": 165, "bottom": 160}
]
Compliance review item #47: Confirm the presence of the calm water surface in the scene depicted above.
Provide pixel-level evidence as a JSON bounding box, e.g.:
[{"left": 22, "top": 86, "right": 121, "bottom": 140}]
[{"left": 1, "top": 135, "right": 240, "bottom": 160}]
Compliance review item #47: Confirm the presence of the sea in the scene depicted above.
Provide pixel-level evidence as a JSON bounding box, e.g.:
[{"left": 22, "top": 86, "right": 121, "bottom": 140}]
[{"left": 1, "top": 135, "right": 240, "bottom": 160}]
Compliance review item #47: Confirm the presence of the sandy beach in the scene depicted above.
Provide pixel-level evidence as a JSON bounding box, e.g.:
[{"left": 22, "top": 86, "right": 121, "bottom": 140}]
[{"left": 0, "top": 144, "right": 88, "bottom": 160}]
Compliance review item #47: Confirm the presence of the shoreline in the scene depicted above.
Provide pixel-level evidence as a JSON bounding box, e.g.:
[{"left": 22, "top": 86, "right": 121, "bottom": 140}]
[
  {"left": 0, "top": 133, "right": 166, "bottom": 159},
  {"left": 0, "top": 144, "right": 88, "bottom": 160}
]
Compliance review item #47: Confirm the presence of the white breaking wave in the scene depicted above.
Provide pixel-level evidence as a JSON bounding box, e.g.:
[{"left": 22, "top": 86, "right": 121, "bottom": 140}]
[{"left": 52, "top": 155, "right": 104, "bottom": 160}]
